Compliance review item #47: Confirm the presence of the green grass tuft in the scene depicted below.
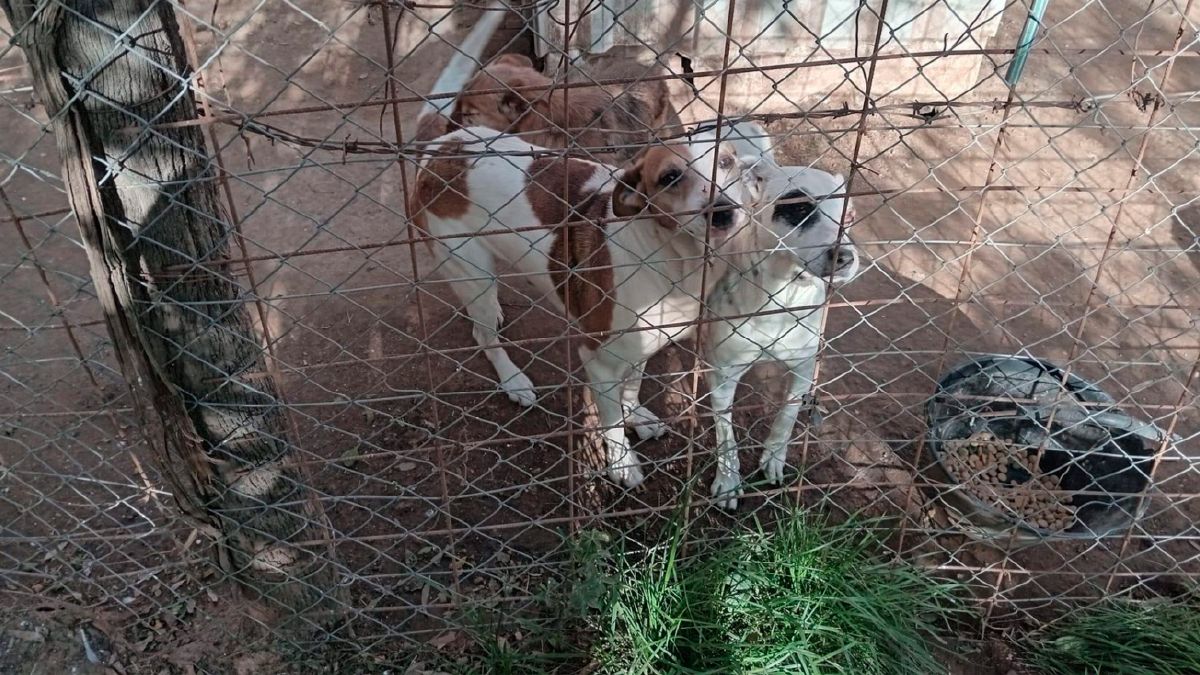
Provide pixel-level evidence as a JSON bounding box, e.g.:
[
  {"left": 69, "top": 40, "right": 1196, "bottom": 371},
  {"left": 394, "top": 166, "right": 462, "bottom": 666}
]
[
  {"left": 589, "top": 512, "right": 969, "bottom": 674},
  {"left": 1024, "top": 597, "right": 1200, "bottom": 675}
]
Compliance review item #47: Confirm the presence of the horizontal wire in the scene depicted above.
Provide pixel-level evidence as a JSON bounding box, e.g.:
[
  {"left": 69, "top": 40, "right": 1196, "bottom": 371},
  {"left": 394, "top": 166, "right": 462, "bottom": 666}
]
[{"left": 132, "top": 45, "right": 1200, "bottom": 132}]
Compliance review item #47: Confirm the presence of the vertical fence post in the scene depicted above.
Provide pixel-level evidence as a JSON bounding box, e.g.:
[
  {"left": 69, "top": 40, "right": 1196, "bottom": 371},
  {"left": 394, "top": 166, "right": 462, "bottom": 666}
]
[{"left": 0, "top": 0, "right": 343, "bottom": 634}]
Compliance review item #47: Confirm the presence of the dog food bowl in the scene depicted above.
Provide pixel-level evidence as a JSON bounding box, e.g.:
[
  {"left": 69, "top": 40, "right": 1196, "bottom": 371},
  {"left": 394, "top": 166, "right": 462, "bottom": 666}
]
[{"left": 925, "top": 355, "right": 1170, "bottom": 542}]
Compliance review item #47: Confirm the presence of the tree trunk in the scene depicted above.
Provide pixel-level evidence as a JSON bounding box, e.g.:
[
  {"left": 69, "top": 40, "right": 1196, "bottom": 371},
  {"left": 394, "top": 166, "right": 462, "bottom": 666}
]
[{"left": 0, "top": 0, "right": 342, "bottom": 633}]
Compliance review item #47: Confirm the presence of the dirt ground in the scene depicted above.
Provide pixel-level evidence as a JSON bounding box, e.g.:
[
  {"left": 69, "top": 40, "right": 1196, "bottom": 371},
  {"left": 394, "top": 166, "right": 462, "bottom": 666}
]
[{"left": 1, "top": 0, "right": 1198, "bottom": 671}]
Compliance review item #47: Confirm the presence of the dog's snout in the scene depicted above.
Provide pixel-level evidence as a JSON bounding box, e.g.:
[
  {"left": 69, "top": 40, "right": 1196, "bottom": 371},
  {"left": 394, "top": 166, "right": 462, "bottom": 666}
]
[
  {"left": 825, "top": 243, "right": 860, "bottom": 283},
  {"left": 710, "top": 198, "right": 737, "bottom": 230},
  {"left": 830, "top": 246, "right": 855, "bottom": 269}
]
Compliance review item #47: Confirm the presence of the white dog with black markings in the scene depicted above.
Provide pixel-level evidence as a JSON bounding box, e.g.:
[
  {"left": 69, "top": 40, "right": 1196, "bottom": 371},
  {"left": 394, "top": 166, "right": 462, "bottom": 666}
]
[
  {"left": 412, "top": 126, "right": 765, "bottom": 489},
  {"left": 705, "top": 124, "right": 862, "bottom": 509}
]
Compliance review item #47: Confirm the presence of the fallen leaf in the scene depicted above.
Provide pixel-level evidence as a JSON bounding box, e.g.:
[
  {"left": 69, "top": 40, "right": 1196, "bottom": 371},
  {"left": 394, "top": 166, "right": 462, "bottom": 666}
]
[
  {"left": 79, "top": 622, "right": 114, "bottom": 665},
  {"left": 340, "top": 447, "right": 362, "bottom": 469},
  {"left": 429, "top": 630, "right": 459, "bottom": 650}
]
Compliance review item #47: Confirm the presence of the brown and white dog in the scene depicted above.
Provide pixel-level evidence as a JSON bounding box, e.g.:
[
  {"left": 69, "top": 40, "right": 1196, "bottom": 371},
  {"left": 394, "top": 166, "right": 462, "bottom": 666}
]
[
  {"left": 450, "top": 54, "right": 681, "bottom": 163},
  {"left": 412, "top": 2, "right": 508, "bottom": 143},
  {"left": 412, "top": 126, "right": 765, "bottom": 488}
]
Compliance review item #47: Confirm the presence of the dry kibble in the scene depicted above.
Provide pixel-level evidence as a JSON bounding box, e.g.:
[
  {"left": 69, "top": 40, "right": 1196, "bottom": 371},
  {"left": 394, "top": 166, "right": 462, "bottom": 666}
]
[{"left": 943, "top": 432, "right": 1078, "bottom": 533}]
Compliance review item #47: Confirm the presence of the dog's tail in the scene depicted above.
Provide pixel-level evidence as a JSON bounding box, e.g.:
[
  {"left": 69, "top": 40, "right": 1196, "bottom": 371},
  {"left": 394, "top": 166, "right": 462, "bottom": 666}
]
[{"left": 419, "top": 1, "right": 507, "bottom": 121}]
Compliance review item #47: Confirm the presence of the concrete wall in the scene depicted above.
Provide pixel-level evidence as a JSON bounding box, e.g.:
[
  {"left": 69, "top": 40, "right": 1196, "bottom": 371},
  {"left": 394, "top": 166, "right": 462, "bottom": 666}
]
[{"left": 531, "top": 0, "right": 1017, "bottom": 112}]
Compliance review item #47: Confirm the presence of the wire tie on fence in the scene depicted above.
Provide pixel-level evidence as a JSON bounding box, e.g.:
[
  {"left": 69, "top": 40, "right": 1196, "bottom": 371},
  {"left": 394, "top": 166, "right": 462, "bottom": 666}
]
[
  {"left": 1127, "top": 89, "right": 1164, "bottom": 113},
  {"left": 364, "top": 0, "right": 414, "bottom": 11},
  {"left": 238, "top": 128, "right": 255, "bottom": 169},
  {"left": 914, "top": 103, "right": 942, "bottom": 124}
]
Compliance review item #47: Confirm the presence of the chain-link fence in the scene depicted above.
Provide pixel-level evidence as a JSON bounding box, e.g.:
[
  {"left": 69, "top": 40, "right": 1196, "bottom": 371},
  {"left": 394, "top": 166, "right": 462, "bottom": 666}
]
[{"left": 1, "top": 0, "right": 1197, "bottom": 670}]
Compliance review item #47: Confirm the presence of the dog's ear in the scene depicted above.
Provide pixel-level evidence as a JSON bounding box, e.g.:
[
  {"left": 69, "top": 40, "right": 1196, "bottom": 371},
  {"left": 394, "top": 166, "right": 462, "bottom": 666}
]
[
  {"left": 491, "top": 53, "right": 535, "bottom": 69},
  {"left": 612, "top": 160, "right": 648, "bottom": 218},
  {"left": 499, "top": 90, "right": 526, "bottom": 121},
  {"left": 737, "top": 121, "right": 774, "bottom": 162},
  {"left": 842, "top": 200, "right": 857, "bottom": 226},
  {"left": 738, "top": 154, "right": 776, "bottom": 204}
]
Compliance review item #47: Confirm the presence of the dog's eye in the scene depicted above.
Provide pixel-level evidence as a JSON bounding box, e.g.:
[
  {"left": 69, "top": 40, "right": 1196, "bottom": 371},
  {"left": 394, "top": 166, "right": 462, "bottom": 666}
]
[
  {"left": 774, "top": 190, "right": 817, "bottom": 228},
  {"left": 657, "top": 169, "right": 682, "bottom": 188},
  {"left": 718, "top": 155, "right": 733, "bottom": 170}
]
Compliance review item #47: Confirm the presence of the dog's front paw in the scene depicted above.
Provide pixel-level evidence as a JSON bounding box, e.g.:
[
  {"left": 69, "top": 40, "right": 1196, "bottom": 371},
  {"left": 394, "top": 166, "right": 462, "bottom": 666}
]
[
  {"left": 630, "top": 406, "right": 667, "bottom": 441},
  {"left": 805, "top": 394, "right": 826, "bottom": 428},
  {"left": 710, "top": 471, "right": 743, "bottom": 511},
  {"left": 607, "top": 450, "right": 646, "bottom": 489},
  {"left": 759, "top": 446, "right": 788, "bottom": 485},
  {"left": 500, "top": 372, "right": 537, "bottom": 407}
]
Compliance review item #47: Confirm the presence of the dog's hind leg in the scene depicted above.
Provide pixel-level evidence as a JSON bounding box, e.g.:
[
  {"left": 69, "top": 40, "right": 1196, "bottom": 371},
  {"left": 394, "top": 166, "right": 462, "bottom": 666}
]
[
  {"left": 759, "top": 355, "right": 817, "bottom": 484},
  {"left": 439, "top": 246, "right": 537, "bottom": 407},
  {"left": 586, "top": 358, "right": 645, "bottom": 489},
  {"left": 622, "top": 359, "right": 667, "bottom": 441},
  {"left": 707, "top": 363, "right": 750, "bottom": 510}
]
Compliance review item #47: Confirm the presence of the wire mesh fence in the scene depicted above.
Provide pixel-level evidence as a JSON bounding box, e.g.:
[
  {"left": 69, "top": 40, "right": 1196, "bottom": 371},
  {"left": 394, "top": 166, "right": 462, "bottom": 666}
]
[{"left": 1, "top": 0, "right": 1197, "bottom": 670}]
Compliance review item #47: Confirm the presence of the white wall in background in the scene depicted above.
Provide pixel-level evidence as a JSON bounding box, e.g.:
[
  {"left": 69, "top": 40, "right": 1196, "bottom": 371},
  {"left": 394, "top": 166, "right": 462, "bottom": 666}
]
[{"left": 533, "top": 0, "right": 1008, "bottom": 105}]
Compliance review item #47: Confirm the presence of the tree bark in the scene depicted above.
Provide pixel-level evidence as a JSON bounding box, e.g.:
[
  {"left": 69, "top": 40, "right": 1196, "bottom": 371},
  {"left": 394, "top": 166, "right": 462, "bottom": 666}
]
[{"left": 0, "top": 0, "right": 342, "bottom": 632}]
